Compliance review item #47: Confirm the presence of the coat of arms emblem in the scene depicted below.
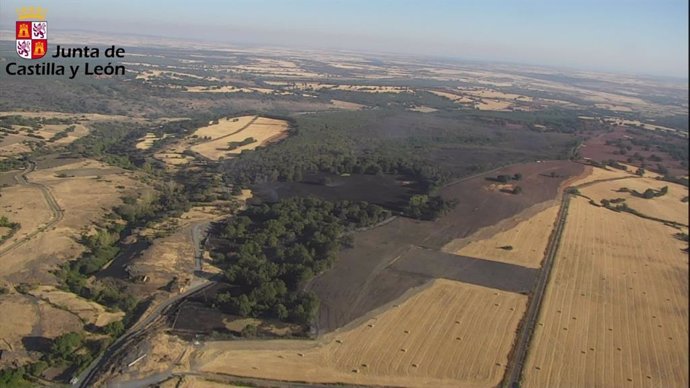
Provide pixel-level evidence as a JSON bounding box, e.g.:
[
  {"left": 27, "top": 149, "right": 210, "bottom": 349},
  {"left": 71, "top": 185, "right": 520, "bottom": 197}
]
[{"left": 16, "top": 6, "right": 48, "bottom": 59}]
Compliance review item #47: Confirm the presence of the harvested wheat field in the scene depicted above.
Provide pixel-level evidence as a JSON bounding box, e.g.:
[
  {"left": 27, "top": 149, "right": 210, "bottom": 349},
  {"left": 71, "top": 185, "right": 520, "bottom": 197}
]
[
  {"left": 193, "top": 279, "right": 527, "bottom": 387},
  {"left": 191, "top": 117, "right": 288, "bottom": 161},
  {"left": 579, "top": 177, "right": 689, "bottom": 225},
  {"left": 450, "top": 204, "right": 559, "bottom": 268},
  {"left": 523, "top": 196, "right": 689, "bottom": 387},
  {"left": 192, "top": 116, "right": 256, "bottom": 139}
]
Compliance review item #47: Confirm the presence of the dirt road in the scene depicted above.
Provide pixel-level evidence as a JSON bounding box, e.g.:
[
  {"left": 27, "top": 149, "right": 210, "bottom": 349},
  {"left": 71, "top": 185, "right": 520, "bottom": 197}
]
[{"left": 0, "top": 161, "right": 64, "bottom": 257}]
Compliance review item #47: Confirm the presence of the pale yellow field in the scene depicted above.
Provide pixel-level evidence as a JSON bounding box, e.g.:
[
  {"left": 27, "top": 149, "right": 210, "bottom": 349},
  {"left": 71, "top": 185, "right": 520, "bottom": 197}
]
[
  {"left": 191, "top": 117, "right": 288, "bottom": 161},
  {"left": 153, "top": 152, "right": 193, "bottom": 166},
  {"left": 572, "top": 165, "right": 634, "bottom": 185},
  {"left": 28, "top": 285, "right": 123, "bottom": 327},
  {"left": 192, "top": 116, "right": 256, "bottom": 139},
  {"left": 428, "top": 90, "right": 474, "bottom": 103},
  {"left": 604, "top": 118, "right": 682, "bottom": 134},
  {"left": 476, "top": 99, "right": 513, "bottom": 111},
  {"left": 184, "top": 86, "right": 280, "bottom": 94},
  {"left": 135, "top": 133, "right": 160, "bottom": 150},
  {"left": 461, "top": 88, "right": 533, "bottom": 101},
  {"left": 580, "top": 177, "right": 689, "bottom": 225},
  {"left": 452, "top": 204, "right": 559, "bottom": 268},
  {"left": 193, "top": 279, "right": 527, "bottom": 388},
  {"left": 136, "top": 70, "right": 218, "bottom": 81},
  {"left": 271, "top": 82, "right": 411, "bottom": 94},
  {"left": 594, "top": 103, "right": 633, "bottom": 112},
  {"left": 33, "top": 124, "right": 90, "bottom": 145},
  {"left": 523, "top": 197, "right": 689, "bottom": 387}
]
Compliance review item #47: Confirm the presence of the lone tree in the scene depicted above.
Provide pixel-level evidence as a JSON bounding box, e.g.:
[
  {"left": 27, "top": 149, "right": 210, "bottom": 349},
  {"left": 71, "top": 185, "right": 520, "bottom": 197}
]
[{"left": 512, "top": 186, "right": 523, "bottom": 195}]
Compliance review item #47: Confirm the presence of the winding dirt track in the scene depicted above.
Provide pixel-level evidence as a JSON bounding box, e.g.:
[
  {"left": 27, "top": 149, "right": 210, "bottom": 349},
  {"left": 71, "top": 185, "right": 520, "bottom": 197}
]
[{"left": 0, "top": 162, "right": 64, "bottom": 257}]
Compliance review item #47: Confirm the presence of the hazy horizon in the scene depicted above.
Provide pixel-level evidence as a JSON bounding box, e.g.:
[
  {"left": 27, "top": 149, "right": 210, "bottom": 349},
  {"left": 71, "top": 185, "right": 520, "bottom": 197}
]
[{"left": 2, "top": 0, "right": 688, "bottom": 78}]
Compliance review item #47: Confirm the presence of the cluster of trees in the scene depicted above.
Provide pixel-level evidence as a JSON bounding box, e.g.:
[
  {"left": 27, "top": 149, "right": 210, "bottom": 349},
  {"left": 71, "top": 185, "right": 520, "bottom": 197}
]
[
  {"left": 226, "top": 137, "right": 256, "bottom": 151},
  {"left": 212, "top": 197, "right": 390, "bottom": 325},
  {"left": 403, "top": 194, "right": 456, "bottom": 220},
  {"left": 0, "top": 157, "right": 25, "bottom": 172},
  {"left": 226, "top": 149, "right": 448, "bottom": 194},
  {"left": 0, "top": 215, "right": 20, "bottom": 244},
  {"left": 48, "top": 125, "right": 77, "bottom": 142},
  {"left": 632, "top": 186, "right": 668, "bottom": 199}
]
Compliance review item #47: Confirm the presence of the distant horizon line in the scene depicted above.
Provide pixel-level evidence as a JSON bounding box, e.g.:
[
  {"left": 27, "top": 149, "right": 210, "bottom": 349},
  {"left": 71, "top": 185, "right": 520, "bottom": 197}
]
[{"left": 0, "top": 27, "right": 688, "bottom": 83}]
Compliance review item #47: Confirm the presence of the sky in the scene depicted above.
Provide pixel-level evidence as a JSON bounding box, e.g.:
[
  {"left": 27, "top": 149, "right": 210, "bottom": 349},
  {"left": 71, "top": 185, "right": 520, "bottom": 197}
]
[{"left": 2, "top": 0, "right": 688, "bottom": 77}]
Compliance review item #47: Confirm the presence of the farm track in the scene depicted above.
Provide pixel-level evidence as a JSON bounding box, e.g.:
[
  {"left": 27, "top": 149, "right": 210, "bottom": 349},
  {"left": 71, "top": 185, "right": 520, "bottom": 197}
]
[
  {"left": 0, "top": 161, "right": 64, "bottom": 257},
  {"left": 502, "top": 192, "right": 571, "bottom": 387}
]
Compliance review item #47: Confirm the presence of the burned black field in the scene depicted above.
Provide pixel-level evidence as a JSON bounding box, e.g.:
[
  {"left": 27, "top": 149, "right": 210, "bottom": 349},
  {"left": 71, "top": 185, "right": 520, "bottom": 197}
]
[{"left": 251, "top": 173, "right": 423, "bottom": 211}]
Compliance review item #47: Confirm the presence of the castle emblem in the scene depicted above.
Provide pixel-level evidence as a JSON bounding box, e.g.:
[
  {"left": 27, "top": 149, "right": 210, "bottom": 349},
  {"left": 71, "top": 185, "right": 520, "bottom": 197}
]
[{"left": 16, "top": 6, "right": 48, "bottom": 59}]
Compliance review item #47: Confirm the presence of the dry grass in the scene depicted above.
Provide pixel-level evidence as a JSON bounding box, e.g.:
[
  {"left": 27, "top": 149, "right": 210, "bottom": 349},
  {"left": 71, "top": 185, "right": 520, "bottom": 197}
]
[
  {"left": 523, "top": 197, "right": 689, "bottom": 387},
  {"left": 0, "top": 293, "right": 83, "bottom": 367},
  {"left": 135, "top": 133, "right": 161, "bottom": 150},
  {"left": 0, "top": 185, "right": 53, "bottom": 246},
  {"left": 0, "top": 159, "right": 145, "bottom": 279},
  {"left": 191, "top": 117, "right": 288, "bottom": 161},
  {"left": 193, "top": 279, "right": 527, "bottom": 387},
  {"left": 580, "top": 177, "right": 689, "bottom": 225},
  {"left": 28, "top": 285, "right": 124, "bottom": 327}
]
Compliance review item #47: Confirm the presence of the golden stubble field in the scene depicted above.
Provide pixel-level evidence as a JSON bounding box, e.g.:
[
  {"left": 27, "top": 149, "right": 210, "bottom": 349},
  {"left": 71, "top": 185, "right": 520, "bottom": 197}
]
[
  {"left": 580, "top": 177, "right": 689, "bottom": 225},
  {"left": 523, "top": 196, "right": 689, "bottom": 387},
  {"left": 191, "top": 279, "right": 527, "bottom": 388},
  {"left": 448, "top": 203, "right": 560, "bottom": 268},
  {"left": 189, "top": 116, "right": 288, "bottom": 161}
]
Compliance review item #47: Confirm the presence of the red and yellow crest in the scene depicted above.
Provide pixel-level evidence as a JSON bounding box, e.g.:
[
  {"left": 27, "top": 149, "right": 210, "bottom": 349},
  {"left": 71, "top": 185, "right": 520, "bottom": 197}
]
[{"left": 16, "top": 6, "right": 48, "bottom": 59}]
